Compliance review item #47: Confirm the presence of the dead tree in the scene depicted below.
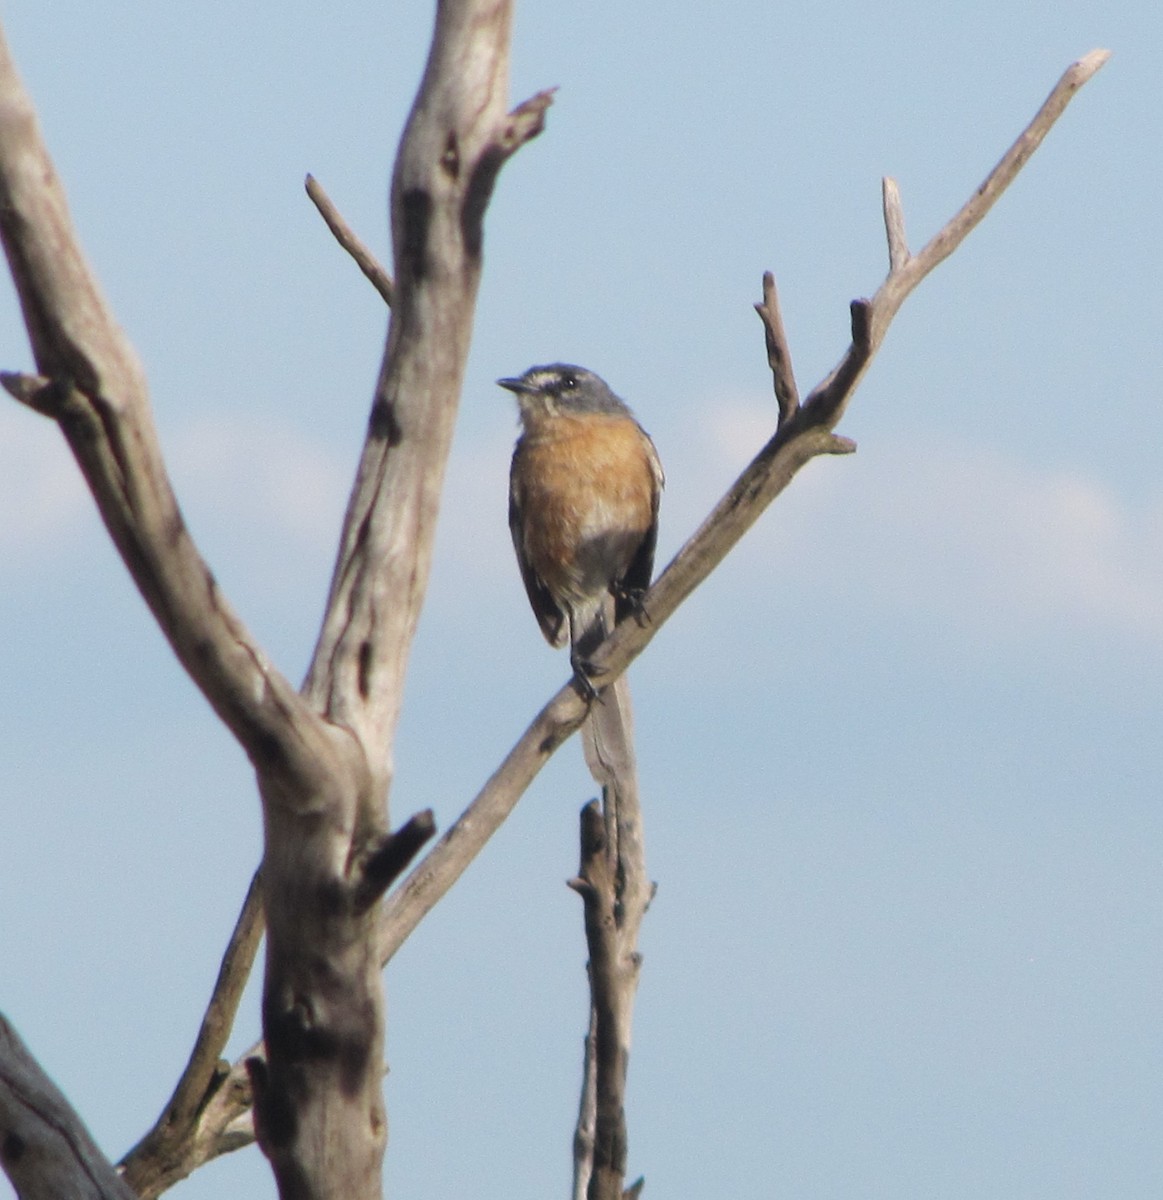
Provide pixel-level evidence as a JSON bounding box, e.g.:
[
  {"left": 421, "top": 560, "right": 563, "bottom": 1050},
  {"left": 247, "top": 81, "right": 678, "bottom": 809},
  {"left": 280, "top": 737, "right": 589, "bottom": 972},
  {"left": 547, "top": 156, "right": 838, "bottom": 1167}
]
[{"left": 0, "top": 1, "right": 1108, "bottom": 1195}]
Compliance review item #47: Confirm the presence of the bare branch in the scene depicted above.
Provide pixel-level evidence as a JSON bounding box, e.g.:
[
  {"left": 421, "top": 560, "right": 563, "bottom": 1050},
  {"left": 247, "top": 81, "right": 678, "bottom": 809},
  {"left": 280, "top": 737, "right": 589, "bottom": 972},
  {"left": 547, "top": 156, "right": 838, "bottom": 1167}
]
[
  {"left": 168, "top": 48, "right": 1110, "bottom": 1167},
  {"left": 305, "top": 174, "right": 395, "bottom": 307},
  {"left": 753, "top": 270, "right": 800, "bottom": 424},
  {"left": 572, "top": 613, "right": 652, "bottom": 1197},
  {"left": 376, "top": 49, "right": 1108, "bottom": 965},
  {"left": 300, "top": 57, "right": 554, "bottom": 795},
  {"left": 1, "top": 42, "right": 1104, "bottom": 1183},
  {"left": 0, "top": 370, "right": 57, "bottom": 415},
  {"left": 253, "top": 6, "right": 549, "bottom": 1194},
  {"left": 882, "top": 177, "right": 909, "bottom": 271},
  {"left": 569, "top": 801, "right": 631, "bottom": 1200},
  {"left": 2, "top": 4, "right": 550, "bottom": 1196},
  {"left": 351, "top": 809, "right": 437, "bottom": 912},
  {"left": 0, "top": 25, "right": 347, "bottom": 798},
  {"left": 900, "top": 49, "right": 1110, "bottom": 298},
  {"left": 120, "top": 870, "right": 264, "bottom": 1199},
  {"left": 571, "top": 1008, "right": 598, "bottom": 1200},
  {"left": 0, "top": 1015, "right": 138, "bottom": 1200}
]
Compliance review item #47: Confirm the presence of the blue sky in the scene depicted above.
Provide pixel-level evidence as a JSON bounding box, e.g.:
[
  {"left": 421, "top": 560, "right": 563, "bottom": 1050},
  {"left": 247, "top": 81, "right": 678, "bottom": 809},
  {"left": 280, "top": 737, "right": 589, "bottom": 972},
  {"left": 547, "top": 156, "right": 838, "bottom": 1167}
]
[{"left": 1, "top": 2, "right": 1161, "bottom": 1198}]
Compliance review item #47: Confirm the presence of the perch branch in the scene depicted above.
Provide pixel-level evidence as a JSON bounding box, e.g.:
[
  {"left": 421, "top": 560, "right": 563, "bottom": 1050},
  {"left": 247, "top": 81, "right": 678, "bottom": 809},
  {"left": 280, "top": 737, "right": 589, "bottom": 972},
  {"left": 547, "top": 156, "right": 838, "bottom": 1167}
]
[
  {"left": 305, "top": 174, "right": 395, "bottom": 306},
  {"left": 6, "top": 47, "right": 1103, "bottom": 1176},
  {"left": 0, "top": 1015, "right": 138, "bottom": 1200},
  {"left": 374, "top": 48, "right": 1109, "bottom": 963},
  {"left": 206, "top": 44, "right": 1108, "bottom": 1161}
]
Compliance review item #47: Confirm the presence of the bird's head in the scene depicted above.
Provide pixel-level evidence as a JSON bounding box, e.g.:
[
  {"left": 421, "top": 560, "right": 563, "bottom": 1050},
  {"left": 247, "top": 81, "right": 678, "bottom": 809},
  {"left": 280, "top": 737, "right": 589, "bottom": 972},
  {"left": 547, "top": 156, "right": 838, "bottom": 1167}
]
[{"left": 497, "top": 363, "right": 630, "bottom": 423}]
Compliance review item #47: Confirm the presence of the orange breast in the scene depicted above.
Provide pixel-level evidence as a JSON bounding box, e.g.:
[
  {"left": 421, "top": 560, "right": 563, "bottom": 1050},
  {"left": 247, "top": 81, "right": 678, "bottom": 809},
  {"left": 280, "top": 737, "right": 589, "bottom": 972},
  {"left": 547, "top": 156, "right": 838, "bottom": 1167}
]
[{"left": 513, "top": 412, "right": 659, "bottom": 607}]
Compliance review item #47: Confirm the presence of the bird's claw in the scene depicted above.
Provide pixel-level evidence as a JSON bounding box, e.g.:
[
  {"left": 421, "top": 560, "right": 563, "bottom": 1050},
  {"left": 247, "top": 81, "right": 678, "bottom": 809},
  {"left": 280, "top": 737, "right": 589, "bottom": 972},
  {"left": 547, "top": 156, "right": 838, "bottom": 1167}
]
[
  {"left": 615, "top": 583, "right": 652, "bottom": 628},
  {"left": 570, "top": 653, "right": 603, "bottom": 702}
]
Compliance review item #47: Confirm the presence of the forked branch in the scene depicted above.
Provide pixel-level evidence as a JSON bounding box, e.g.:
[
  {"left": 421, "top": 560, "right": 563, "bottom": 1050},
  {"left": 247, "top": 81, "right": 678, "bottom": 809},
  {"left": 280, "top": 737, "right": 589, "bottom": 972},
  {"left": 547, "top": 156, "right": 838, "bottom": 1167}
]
[
  {"left": 1, "top": 1, "right": 552, "bottom": 1196},
  {"left": 133, "top": 48, "right": 1111, "bottom": 1177},
  {"left": 376, "top": 47, "right": 1110, "bottom": 962}
]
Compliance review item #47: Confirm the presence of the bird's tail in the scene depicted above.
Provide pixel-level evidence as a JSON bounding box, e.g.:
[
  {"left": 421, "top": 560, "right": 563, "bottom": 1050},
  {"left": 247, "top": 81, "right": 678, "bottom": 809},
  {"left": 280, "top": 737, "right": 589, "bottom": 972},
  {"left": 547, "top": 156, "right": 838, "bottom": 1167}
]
[{"left": 575, "top": 597, "right": 638, "bottom": 790}]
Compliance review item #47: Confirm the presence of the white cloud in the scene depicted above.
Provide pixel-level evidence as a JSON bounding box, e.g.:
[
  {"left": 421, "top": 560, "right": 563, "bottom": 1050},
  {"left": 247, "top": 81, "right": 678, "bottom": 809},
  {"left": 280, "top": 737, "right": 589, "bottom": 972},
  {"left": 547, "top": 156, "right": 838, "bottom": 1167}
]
[
  {"left": 166, "top": 414, "right": 351, "bottom": 550},
  {"left": 0, "top": 407, "right": 355, "bottom": 563},
  {"left": 7, "top": 395, "right": 1162, "bottom": 659},
  {"left": 689, "top": 397, "right": 1163, "bottom": 650}
]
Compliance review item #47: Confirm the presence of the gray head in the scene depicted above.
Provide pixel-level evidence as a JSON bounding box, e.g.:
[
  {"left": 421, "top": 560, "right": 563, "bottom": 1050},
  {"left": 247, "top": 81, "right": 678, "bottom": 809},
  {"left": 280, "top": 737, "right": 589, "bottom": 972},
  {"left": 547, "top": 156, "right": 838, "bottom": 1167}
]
[{"left": 497, "top": 363, "right": 631, "bottom": 420}]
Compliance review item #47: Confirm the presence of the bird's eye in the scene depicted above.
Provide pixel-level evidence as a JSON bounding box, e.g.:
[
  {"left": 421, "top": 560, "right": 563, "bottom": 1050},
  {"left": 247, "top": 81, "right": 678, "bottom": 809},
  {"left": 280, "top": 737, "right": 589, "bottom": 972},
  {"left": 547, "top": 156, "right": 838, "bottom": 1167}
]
[{"left": 561, "top": 374, "right": 578, "bottom": 391}]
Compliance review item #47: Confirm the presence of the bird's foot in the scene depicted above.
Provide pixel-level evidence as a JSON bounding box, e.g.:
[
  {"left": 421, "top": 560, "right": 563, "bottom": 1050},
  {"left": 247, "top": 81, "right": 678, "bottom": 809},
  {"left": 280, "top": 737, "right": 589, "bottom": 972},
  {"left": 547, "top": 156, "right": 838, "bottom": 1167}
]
[
  {"left": 569, "top": 651, "right": 603, "bottom": 702},
  {"left": 615, "top": 583, "right": 652, "bottom": 628}
]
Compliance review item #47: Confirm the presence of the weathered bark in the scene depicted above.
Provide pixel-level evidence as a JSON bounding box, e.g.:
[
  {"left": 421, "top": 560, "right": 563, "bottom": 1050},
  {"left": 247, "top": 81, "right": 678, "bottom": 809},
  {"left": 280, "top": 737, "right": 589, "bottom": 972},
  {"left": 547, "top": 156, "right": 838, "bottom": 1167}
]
[
  {"left": 571, "top": 603, "right": 654, "bottom": 1200},
  {"left": 0, "top": 1016, "right": 138, "bottom": 1200},
  {"left": 0, "top": 16, "right": 1108, "bottom": 1196},
  {"left": 116, "top": 56, "right": 1113, "bottom": 1183},
  {"left": 0, "top": 1, "right": 546, "bottom": 1195}
]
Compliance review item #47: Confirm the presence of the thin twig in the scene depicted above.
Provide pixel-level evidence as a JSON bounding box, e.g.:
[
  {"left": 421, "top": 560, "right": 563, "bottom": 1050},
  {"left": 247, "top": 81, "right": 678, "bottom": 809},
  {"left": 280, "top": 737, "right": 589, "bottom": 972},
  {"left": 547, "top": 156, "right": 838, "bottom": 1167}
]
[
  {"left": 119, "top": 870, "right": 264, "bottom": 1198},
  {"left": 754, "top": 270, "right": 800, "bottom": 424},
  {"left": 305, "top": 174, "right": 394, "bottom": 307},
  {"left": 571, "top": 1007, "right": 598, "bottom": 1200},
  {"left": 882, "top": 177, "right": 909, "bottom": 271}
]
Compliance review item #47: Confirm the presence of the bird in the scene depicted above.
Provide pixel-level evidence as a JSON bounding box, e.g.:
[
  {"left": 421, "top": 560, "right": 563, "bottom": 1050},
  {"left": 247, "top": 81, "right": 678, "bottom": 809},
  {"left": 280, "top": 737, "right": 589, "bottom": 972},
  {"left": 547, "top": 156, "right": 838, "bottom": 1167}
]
[{"left": 500, "top": 363, "right": 664, "bottom": 695}]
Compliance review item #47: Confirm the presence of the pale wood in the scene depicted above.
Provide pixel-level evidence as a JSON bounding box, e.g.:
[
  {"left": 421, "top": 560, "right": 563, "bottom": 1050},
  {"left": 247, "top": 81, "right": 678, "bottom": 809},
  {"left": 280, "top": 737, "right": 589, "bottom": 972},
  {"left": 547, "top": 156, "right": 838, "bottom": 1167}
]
[
  {"left": 567, "top": 802, "right": 632, "bottom": 1200},
  {"left": 572, "top": 599, "right": 654, "bottom": 1199},
  {"left": 305, "top": 174, "right": 395, "bottom": 306},
  {"left": 0, "top": 1, "right": 539, "bottom": 1195},
  {"left": 115, "top": 45, "right": 1115, "bottom": 1180},
  {"left": 0, "top": 25, "right": 1108, "bottom": 1196},
  {"left": 571, "top": 1008, "right": 598, "bottom": 1200},
  {"left": 754, "top": 269, "right": 800, "bottom": 425}
]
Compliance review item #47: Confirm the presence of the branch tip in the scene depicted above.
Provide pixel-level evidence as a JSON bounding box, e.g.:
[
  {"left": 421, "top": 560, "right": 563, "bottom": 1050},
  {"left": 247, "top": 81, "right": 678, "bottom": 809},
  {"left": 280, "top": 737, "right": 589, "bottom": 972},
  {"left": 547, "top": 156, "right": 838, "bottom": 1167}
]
[
  {"left": 881, "top": 176, "right": 910, "bottom": 272},
  {"left": 354, "top": 811, "right": 437, "bottom": 911},
  {"left": 305, "top": 174, "right": 394, "bottom": 307},
  {"left": 1, "top": 370, "right": 62, "bottom": 416},
  {"left": 1074, "top": 48, "right": 1112, "bottom": 78},
  {"left": 849, "top": 298, "right": 873, "bottom": 348},
  {"left": 754, "top": 269, "right": 800, "bottom": 424},
  {"left": 499, "top": 87, "right": 557, "bottom": 152}
]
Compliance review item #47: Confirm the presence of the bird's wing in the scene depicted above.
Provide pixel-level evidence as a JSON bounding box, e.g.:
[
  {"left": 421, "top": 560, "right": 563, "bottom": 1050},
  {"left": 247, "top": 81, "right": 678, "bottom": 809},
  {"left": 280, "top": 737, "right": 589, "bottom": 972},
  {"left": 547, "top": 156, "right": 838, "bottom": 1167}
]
[
  {"left": 509, "top": 457, "right": 568, "bottom": 648},
  {"left": 614, "top": 427, "right": 664, "bottom": 625}
]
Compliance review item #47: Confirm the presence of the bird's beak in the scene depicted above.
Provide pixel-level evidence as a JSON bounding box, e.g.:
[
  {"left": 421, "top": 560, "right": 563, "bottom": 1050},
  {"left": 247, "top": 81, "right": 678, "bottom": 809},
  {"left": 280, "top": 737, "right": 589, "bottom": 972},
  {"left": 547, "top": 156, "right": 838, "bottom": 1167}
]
[{"left": 497, "top": 376, "right": 531, "bottom": 395}]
